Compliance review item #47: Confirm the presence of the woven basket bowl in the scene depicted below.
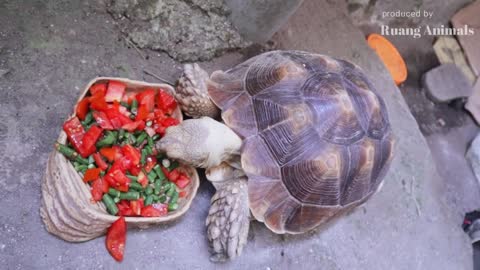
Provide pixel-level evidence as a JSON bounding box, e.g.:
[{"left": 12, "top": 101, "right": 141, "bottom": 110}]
[{"left": 40, "top": 77, "right": 200, "bottom": 242}]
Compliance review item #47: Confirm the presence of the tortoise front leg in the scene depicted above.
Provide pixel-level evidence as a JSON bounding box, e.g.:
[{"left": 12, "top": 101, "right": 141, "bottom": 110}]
[{"left": 206, "top": 163, "right": 250, "bottom": 262}]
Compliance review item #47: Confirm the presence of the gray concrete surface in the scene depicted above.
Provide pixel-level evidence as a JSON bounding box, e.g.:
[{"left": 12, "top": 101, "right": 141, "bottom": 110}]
[
  {"left": 223, "top": 0, "right": 303, "bottom": 43},
  {"left": 0, "top": 0, "right": 475, "bottom": 269}
]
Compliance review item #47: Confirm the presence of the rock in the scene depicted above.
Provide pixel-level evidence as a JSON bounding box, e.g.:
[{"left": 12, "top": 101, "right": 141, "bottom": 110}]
[
  {"left": 422, "top": 63, "right": 472, "bottom": 102},
  {"left": 451, "top": 0, "right": 480, "bottom": 77},
  {"left": 466, "top": 131, "right": 480, "bottom": 185},
  {"left": 433, "top": 36, "right": 476, "bottom": 84},
  {"left": 108, "top": 0, "right": 250, "bottom": 62},
  {"left": 465, "top": 79, "right": 480, "bottom": 123}
]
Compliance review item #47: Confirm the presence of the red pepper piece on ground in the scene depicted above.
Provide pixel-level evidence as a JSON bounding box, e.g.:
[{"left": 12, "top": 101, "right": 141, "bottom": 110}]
[
  {"left": 106, "top": 216, "right": 126, "bottom": 262},
  {"left": 84, "top": 168, "right": 102, "bottom": 182},
  {"left": 93, "top": 153, "right": 108, "bottom": 170},
  {"left": 82, "top": 125, "right": 103, "bottom": 157},
  {"left": 76, "top": 98, "right": 90, "bottom": 120},
  {"left": 156, "top": 89, "right": 177, "bottom": 114},
  {"left": 93, "top": 111, "right": 114, "bottom": 130},
  {"left": 63, "top": 117, "right": 87, "bottom": 156},
  {"left": 90, "top": 83, "right": 107, "bottom": 96},
  {"left": 105, "top": 81, "right": 126, "bottom": 103}
]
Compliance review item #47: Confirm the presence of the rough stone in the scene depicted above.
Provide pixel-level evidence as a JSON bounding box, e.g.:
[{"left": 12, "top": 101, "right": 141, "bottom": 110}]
[
  {"left": 433, "top": 36, "right": 477, "bottom": 84},
  {"left": 467, "top": 132, "right": 480, "bottom": 187},
  {"left": 451, "top": 0, "right": 480, "bottom": 77},
  {"left": 108, "top": 0, "right": 250, "bottom": 62},
  {"left": 422, "top": 63, "right": 473, "bottom": 102},
  {"left": 466, "top": 79, "right": 480, "bottom": 124}
]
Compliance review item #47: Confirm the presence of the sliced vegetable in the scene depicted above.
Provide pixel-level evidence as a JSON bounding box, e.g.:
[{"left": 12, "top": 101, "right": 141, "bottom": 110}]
[
  {"left": 93, "top": 152, "right": 108, "bottom": 170},
  {"left": 105, "top": 81, "right": 126, "bottom": 103},
  {"left": 141, "top": 205, "right": 167, "bottom": 217},
  {"left": 93, "top": 111, "right": 114, "bottom": 130},
  {"left": 106, "top": 216, "right": 126, "bottom": 262},
  {"left": 90, "top": 83, "right": 107, "bottom": 96},
  {"left": 63, "top": 117, "right": 86, "bottom": 156},
  {"left": 76, "top": 98, "right": 90, "bottom": 121},
  {"left": 82, "top": 125, "right": 103, "bottom": 157},
  {"left": 156, "top": 89, "right": 177, "bottom": 114},
  {"left": 84, "top": 168, "right": 102, "bottom": 182}
]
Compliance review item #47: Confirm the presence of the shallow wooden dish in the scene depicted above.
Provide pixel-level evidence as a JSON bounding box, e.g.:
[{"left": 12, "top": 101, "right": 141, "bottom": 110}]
[{"left": 40, "top": 77, "right": 200, "bottom": 242}]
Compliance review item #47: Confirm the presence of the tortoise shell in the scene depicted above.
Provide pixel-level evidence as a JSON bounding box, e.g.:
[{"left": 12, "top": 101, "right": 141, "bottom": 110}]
[{"left": 207, "top": 50, "right": 394, "bottom": 234}]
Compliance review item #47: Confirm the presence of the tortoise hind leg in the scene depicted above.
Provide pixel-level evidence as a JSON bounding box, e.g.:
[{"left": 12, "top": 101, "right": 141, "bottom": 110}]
[{"left": 206, "top": 164, "right": 250, "bottom": 262}]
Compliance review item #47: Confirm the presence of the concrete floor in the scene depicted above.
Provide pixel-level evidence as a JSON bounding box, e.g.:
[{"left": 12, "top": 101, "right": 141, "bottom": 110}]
[{"left": 0, "top": 0, "right": 477, "bottom": 269}]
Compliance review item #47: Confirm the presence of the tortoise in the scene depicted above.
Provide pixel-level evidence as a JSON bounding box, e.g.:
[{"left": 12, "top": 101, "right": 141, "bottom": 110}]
[{"left": 156, "top": 50, "right": 395, "bottom": 261}]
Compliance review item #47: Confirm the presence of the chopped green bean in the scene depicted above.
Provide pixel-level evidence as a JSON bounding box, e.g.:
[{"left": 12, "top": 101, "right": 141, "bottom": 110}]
[
  {"left": 88, "top": 155, "right": 95, "bottom": 164},
  {"left": 55, "top": 143, "right": 89, "bottom": 165},
  {"left": 108, "top": 188, "right": 120, "bottom": 198},
  {"left": 131, "top": 99, "right": 138, "bottom": 114},
  {"left": 141, "top": 149, "right": 147, "bottom": 165},
  {"left": 158, "top": 195, "right": 167, "bottom": 203},
  {"left": 169, "top": 191, "right": 179, "bottom": 205},
  {"left": 147, "top": 170, "right": 157, "bottom": 183},
  {"left": 162, "top": 158, "right": 171, "bottom": 168},
  {"left": 126, "top": 175, "right": 138, "bottom": 181},
  {"left": 154, "top": 179, "right": 163, "bottom": 194},
  {"left": 145, "top": 186, "right": 153, "bottom": 195},
  {"left": 83, "top": 111, "right": 93, "bottom": 125},
  {"left": 147, "top": 136, "right": 154, "bottom": 148},
  {"left": 144, "top": 195, "right": 154, "bottom": 206},
  {"left": 113, "top": 197, "right": 120, "bottom": 203},
  {"left": 120, "top": 101, "right": 130, "bottom": 109},
  {"left": 152, "top": 134, "right": 160, "bottom": 141},
  {"left": 154, "top": 165, "right": 166, "bottom": 181},
  {"left": 129, "top": 182, "right": 144, "bottom": 191},
  {"left": 96, "top": 131, "right": 116, "bottom": 148},
  {"left": 136, "top": 132, "right": 148, "bottom": 146},
  {"left": 118, "top": 129, "right": 125, "bottom": 140},
  {"left": 168, "top": 203, "right": 178, "bottom": 211},
  {"left": 102, "top": 194, "right": 118, "bottom": 215},
  {"left": 119, "top": 191, "right": 140, "bottom": 200},
  {"left": 166, "top": 184, "right": 175, "bottom": 197},
  {"left": 145, "top": 145, "right": 153, "bottom": 155},
  {"left": 168, "top": 160, "right": 179, "bottom": 171}
]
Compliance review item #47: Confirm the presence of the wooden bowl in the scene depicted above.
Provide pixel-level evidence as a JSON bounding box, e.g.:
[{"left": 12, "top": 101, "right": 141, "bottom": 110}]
[{"left": 40, "top": 77, "right": 200, "bottom": 242}]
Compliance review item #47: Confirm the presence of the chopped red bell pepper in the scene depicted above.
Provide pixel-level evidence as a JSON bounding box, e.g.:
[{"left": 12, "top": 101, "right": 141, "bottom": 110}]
[
  {"left": 82, "top": 125, "right": 103, "bottom": 157},
  {"left": 135, "top": 104, "right": 149, "bottom": 121},
  {"left": 100, "top": 147, "right": 119, "bottom": 162},
  {"left": 137, "top": 171, "right": 148, "bottom": 188},
  {"left": 122, "top": 145, "right": 141, "bottom": 166},
  {"left": 91, "top": 177, "right": 109, "bottom": 201},
  {"left": 84, "top": 168, "right": 102, "bottom": 182},
  {"left": 152, "top": 203, "right": 168, "bottom": 215},
  {"left": 105, "top": 108, "right": 133, "bottom": 126},
  {"left": 156, "top": 89, "right": 177, "bottom": 114},
  {"left": 175, "top": 173, "right": 190, "bottom": 189},
  {"left": 122, "top": 121, "right": 144, "bottom": 132},
  {"left": 130, "top": 200, "right": 142, "bottom": 216},
  {"left": 112, "top": 170, "right": 130, "bottom": 185},
  {"left": 144, "top": 156, "right": 157, "bottom": 172},
  {"left": 128, "top": 164, "right": 142, "bottom": 176},
  {"left": 105, "top": 81, "right": 126, "bottom": 103},
  {"left": 90, "top": 83, "right": 107, "bottom": 96},
  {"left": 106, "top": 217, "right": 126, "bottom": 262},
  {"left": 136, "top": 89, "right": 156, "bottom": 112},
  {"left": 179, "top": 190, "right": 187, "bottom": 198},
  {"left": 63, "top": 117, "right": 87, "bottom": 156},
  {"left": 116, "top": 183, "right": 130, "bottom": 192},
  {"left": 76, "top": 98, "right": 90, "bottom": 121},
  {"left": 93, "top": 152, "right": 108, "bottom": 170},
  {"left": 141, "top": 205, "right": 167, "bottom": 217},
  {"left": 93, "top": 111, "right": 114, "bottom": 130},
  {"left": 90, "top": 94, "right": 109, "bottom": 111},
  {"left": 168, "top": 169, "right": 180, "bottom": 182},
  {"left": 161, "top": 117, "right": 180, "bottom": 128},
  {"left": 117, "top": 202, "right": 134, "bottom": 217}
]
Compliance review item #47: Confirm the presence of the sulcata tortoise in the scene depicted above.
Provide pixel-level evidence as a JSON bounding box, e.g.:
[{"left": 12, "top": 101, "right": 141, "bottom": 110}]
[{"left": 156, "top": 50, "right": 395, "bottom": 261}]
